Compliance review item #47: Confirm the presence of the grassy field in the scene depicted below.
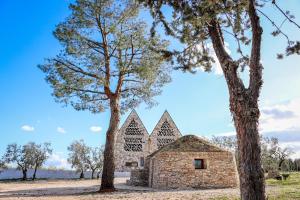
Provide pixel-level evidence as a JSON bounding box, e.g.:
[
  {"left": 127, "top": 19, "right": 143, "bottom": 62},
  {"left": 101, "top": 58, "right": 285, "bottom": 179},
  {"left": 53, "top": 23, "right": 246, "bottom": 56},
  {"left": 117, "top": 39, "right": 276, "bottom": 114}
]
[
  {"left": 266, "top": 172, "right": 300, "bottom": 200},
  {"left": 211, "top": 172, "right": 300, "bottom": 200}
]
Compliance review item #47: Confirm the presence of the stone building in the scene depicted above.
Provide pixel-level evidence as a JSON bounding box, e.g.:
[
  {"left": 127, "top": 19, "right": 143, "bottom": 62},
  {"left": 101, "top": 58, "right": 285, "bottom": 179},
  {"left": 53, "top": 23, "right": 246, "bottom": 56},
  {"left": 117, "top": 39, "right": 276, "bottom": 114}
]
[
  {"left": 129, "top": 135, "right": 239, "bottom": 189},
  {"left": 114, "top": 110, "right": 181, "bottom": 172}
]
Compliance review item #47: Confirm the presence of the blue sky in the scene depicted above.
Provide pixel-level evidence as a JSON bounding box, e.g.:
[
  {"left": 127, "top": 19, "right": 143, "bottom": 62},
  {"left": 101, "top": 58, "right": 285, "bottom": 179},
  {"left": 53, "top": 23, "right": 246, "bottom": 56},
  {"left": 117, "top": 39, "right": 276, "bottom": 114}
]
[{"left": 0, "top": 0, "right": 300, "bottom": 168}]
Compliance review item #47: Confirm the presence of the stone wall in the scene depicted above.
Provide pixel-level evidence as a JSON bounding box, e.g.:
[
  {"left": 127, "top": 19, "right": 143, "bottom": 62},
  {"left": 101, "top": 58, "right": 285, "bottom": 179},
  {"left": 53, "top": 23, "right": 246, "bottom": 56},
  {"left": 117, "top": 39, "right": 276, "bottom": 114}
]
[
  {"left": 127, "top": 169, "right": 149, "bottom": 186},
  {"left": 148, "top": 151, "right": 239, "bottom": 189},
  {"left": 149, "top": 111, "right": 181, "bottom": 153},
  {"left": 114, "top": 110, "right": 150, "bottom": 172}
]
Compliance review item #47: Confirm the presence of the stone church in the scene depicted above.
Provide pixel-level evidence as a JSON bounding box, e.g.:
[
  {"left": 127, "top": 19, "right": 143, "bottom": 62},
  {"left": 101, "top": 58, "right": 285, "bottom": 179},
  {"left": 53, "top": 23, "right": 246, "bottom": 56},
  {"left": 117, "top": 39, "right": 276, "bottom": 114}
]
[{"left": 114, "top": 110, "right": 181, "bottom": 172}]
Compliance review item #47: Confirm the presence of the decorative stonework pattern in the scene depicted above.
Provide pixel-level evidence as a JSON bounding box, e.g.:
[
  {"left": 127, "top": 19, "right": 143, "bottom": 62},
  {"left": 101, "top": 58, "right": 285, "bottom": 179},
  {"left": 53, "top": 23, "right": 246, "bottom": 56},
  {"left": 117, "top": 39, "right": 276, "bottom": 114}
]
[
  {"left": 149, "top": 111, "right": 181, "bottom": 153},
  {"left": 124, "top": 119, "right": 144, "bottom": 152},
  {"left": 114, "top": 110, "right": 182, "bottom": 172},
  {"left": 114, "top": 110, "right": 149, "bottom": 172}
]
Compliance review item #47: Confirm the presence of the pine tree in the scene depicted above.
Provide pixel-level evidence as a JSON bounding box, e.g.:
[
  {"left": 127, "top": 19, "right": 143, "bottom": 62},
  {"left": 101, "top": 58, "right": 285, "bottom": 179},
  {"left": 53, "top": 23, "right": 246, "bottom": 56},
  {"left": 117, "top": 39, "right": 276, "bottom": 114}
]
[{"left": 39, "top": 0, "right": 171, "bottom": 191}]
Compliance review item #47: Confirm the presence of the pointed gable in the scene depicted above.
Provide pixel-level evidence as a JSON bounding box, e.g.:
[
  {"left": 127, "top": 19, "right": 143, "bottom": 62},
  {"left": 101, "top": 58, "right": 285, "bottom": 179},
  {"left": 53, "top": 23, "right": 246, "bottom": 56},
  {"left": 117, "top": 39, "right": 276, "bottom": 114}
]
[
  {"left": 149, "top": 110, "right": 181, "bottom": 153},
  {"left": 117, "top": 110, "right": 149, "bottom": 151},
  {"left": 114, "top": 110, "right": 150, "bottom": 171}
]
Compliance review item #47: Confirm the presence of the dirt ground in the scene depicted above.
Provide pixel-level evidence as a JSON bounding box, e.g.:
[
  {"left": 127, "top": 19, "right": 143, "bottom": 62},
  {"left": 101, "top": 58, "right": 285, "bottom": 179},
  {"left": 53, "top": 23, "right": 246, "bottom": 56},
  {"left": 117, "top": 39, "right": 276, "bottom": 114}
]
[{"left": 0, "top": 178, "right": 274, "bottom": 200}]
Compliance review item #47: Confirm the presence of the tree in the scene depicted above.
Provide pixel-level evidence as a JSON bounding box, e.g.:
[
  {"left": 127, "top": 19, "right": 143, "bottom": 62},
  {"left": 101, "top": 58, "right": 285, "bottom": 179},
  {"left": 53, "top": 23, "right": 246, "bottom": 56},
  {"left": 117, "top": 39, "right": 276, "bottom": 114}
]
[
  {"left": 266, "top": 137, "right": 293, "bottom": 171},
  {"left": 86, "top": 146, "right": 104, "bottom": 179},
  {"left": 0, "top": 160, "right": 7, "bottom": 174},
  {"left": 139, "top": 1, "right": 300, "bottom": 199},
  {"left": 211, "top": 135, "right": 237, "bottom": 151},
  {"left": 211, "top": 135, "right": 238, "bottom": 163},
  {"left": 39, "top": 0, "right": 170, "bottom": 191},
  {"left": 67, "top": 140, "right": 90, "bottom": 179},
  {"left": 26, "top": 142, "right": 53, "bottom": 180},
  {"left": 3, "top": 143, "right": 32, "bottom": 180}
]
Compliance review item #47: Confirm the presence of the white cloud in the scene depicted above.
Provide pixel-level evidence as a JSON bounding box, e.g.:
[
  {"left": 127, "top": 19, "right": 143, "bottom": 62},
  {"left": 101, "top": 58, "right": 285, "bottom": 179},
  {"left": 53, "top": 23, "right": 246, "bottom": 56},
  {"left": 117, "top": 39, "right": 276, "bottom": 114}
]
[
  {"left": 21, "top": 125, "right": 35, "bottom": 132},
  {"left": 213, "top": 131, "right": 236, "bottom": 137},
  {"left": 90, "top": 126, "right": 102, "bottom": 133},
  {"left": 44, "top": 152, "right": 71, "bottom": 170},
  {"left": 259, "top": 97, "right": 300, "bottom": 133},
  {"left": 210, "top": 97, "right": 300, "bottom": 159},
  {"left": 279, "top": 141, "right": 300, "bottom": 160},
  {"left": 57, "top": 127, "right": 66, "bottom": 134}
]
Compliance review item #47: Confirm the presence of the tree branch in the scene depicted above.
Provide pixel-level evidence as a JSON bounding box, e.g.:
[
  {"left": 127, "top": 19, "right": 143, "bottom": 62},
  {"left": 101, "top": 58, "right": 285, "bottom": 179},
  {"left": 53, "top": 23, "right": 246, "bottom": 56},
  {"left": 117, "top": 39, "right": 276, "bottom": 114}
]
[
  {"left": 272, "top": 0, "right": 300, "bottom": 29},
  {"left": 54, "top": 59, "right": 101, "bottom": 80},
  {"left": 67, "top": 86, "right": 106, "bottom": 95},
  {"left": 248, "top": 0, "right": 263, "bottom": 99}
]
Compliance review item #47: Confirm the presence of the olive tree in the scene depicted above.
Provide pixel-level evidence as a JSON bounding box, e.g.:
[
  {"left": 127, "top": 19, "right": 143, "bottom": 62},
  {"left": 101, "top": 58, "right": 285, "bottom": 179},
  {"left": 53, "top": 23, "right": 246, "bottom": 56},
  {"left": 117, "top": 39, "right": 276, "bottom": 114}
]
[
  {"left": 265, "top": 137, "right": 293, "bottom": 171},
  {"left": 86, "top": 146, "right": 104, "bottom": 179},
  {"left": 67, "top": 140, "right": 90, "bottom": 179},
  {"left": 0, "top": 160, "right": 7, "bottom": 174},
  {"left": 139, "top": 0, "right": 300, "bottom": 199},
  {"left": 39, "top": 0, "right": 170, "bottom": 191},
  {"left": 26, "top": 142, "right": 53, "bottom": 180},
  {"left": 3, "top": 143, "right": 32, "bottom": 180}
]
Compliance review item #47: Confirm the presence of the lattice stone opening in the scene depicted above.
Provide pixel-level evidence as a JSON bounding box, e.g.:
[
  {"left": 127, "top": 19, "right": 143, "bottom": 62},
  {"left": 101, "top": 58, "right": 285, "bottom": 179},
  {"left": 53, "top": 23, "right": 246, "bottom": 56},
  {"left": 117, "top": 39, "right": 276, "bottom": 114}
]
[
  {"left": 157, "top": 120, "right": 177, "bottom": 149},
  {"left": 124, "top": 119, "right": 144, "bottom": 152},
  {"left": 125, "top": 119, "right": 143, "bottom": 135},
  {"left": 157, "top": 121, "right": 175, "bottom": 136}
]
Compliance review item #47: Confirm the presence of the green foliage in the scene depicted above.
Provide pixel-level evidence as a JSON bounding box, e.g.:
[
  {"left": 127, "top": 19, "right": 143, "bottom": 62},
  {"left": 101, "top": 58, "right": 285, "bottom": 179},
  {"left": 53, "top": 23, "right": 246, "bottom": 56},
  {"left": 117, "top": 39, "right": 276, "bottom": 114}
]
[
  {"left": 39, "top": 0, "right": 171, "bottom": 114},
  {"left": 266, "top": 172, "right": 300, "bottom": 200},
  {"left": 210, "top": 172, "right": 300, "bottom": 199},
  {"left": 139, "top": 0, "right": 299, "bottom": 71},
  {"left": 67, "top": 140, "right": 90, "bottom": 173},
  {"left": 3, "top": 143, "right": 32, "bottom": 171},
  {"left": 67, "top": 140, "right": 104, "bottom": 177},
  {"left": 2, "top": 142, "right": 52, "bottom": 177},
  {"left": 0, "top": 160, "right": 7, "bottom": 173},
  {"left": 86, "top": 146, "right": 104, "bottom": 174},
  {"left": 26, "top": 142, "right": 53, "bottom": 169},
  {"left": 211, "top": 135, "right": 294, "bottom": 172}
]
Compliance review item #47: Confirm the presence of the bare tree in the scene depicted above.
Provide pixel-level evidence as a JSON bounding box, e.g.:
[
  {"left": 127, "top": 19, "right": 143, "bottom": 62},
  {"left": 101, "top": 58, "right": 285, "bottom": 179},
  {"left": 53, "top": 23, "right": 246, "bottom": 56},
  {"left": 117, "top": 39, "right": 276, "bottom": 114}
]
[
  {"left": 139, "top": 0, "right": 300, "bottom": 199},
  {"left": 67, "top": 140, "right": 90, "bottom": 179}
]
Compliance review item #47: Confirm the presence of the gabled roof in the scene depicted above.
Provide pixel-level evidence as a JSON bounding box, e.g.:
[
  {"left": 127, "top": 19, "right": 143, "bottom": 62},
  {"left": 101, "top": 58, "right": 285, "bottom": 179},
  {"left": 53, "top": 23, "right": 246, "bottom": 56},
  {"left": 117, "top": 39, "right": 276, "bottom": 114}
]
[
  {"left": 150, "top": 110, "right": 182, "bottom": 137},
  {"left": 118, "top": 109, "right": 148, "bottom": 135},
  {"left": 148, "top": 135, "right": 227, "bottom": 157}
]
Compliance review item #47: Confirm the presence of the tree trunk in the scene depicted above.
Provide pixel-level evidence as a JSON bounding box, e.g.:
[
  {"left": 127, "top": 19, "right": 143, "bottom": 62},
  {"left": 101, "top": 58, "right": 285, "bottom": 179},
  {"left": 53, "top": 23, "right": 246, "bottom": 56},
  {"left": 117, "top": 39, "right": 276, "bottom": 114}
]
[
  {"left": 91, "top": 169, "right": 95, "bottom": 179},
  {"left": 32, "top": 165, "right": 38, "bottom": 181},
  {"left": 231, "top": 94, "right": 266, "bottom": 200},
  {"left": 80, "top": 170, "right": 84, "bottom": 179},
  {"left": 278, "top": 159, "right": 285, "bottom": 171},
  {"left": 22, "top": 169, "right": 27, "bottom": 181},
  {"left": 207, "top": 4, "right": 265, "bottom": 197},
  {"left": 99, "top": 98, "right": 120, "bottom": 192}
]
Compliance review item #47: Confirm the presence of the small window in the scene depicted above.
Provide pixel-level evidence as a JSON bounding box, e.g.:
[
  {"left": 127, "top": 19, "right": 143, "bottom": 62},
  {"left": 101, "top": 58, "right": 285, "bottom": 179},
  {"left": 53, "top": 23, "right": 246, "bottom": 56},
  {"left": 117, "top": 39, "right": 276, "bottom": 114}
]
[
  {"left": 194, "top": 159, "right": 206, "bottom": 169},
  {"left": 140, "top": 157, "right": 145, "bottom": 167},
  {"left": 125, "top": 162, "right": 138, "bottom": 167}
]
